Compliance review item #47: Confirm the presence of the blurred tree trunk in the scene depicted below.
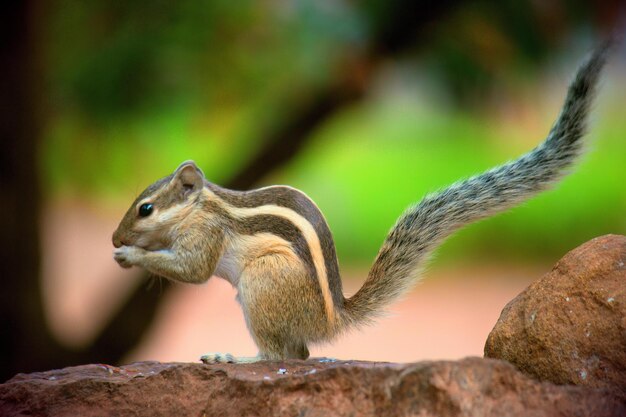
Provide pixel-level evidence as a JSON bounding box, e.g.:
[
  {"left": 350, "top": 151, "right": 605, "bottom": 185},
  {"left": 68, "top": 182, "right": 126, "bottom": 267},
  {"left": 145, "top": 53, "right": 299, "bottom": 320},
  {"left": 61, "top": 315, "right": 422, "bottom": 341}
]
[{"left": 0, "top": 0, "right": 52, "bottom": 380}]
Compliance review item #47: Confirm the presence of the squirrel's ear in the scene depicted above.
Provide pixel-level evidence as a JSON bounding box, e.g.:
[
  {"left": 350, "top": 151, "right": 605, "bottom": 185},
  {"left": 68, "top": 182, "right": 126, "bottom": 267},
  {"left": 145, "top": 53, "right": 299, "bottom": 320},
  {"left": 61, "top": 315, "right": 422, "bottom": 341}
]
[{"left": 173, "top": 160, "right": 205, "bottom": 197}]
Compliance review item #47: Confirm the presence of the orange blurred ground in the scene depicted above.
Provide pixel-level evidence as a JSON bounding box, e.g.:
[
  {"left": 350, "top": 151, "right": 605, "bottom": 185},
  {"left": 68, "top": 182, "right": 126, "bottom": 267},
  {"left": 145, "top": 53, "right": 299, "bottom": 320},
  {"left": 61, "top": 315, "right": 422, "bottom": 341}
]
[{"left": 42, "top": 200, "right": 544, "bottom": 364}]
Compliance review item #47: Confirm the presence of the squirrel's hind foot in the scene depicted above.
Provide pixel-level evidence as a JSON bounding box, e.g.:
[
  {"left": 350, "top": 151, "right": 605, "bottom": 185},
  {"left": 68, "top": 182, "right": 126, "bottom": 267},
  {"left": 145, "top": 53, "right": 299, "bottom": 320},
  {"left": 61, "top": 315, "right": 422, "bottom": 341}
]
[
  {"left": 200, "top": 352, "right": 236, "bottom": 364},
  {"left": 200, "top": 352, "right": 261, "bottom": 364}
]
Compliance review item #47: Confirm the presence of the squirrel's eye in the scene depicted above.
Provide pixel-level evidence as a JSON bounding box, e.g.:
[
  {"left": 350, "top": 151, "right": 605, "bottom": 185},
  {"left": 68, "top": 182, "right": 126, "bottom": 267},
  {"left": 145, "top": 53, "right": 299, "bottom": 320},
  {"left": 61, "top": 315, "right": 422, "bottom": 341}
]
[{"left": 138, "top": 203, "right": 154, "bottom": 217}]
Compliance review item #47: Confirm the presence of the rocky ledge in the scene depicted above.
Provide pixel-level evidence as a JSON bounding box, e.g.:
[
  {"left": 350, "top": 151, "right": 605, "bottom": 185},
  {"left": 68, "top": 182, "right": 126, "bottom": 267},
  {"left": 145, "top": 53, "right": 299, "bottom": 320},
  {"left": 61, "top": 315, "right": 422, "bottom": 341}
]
[
  {"left": 1, "top": 235, "right": 625, "bottom": 417},
  {"left": 1, "top": 357, "right": 623, "bottom": 417}
]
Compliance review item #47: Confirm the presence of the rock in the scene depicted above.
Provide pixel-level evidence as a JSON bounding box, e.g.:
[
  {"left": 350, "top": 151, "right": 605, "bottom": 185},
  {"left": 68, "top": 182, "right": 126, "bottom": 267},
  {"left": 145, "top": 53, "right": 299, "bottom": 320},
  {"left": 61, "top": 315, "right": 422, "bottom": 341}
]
[
  {"left": 1, "top": 358, "right": 623, "bottom": 417},
  {"left": 485, "top": 234, "right": 626, "bottom": 395}
]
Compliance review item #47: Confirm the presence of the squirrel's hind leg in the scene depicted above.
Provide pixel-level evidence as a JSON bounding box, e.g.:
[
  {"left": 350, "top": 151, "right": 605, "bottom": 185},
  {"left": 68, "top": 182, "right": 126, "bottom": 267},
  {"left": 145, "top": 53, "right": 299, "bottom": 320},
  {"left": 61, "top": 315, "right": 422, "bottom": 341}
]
[
  {"left": 236, "top": 254, "right": 326, "bottom": 361},
  {"left": 199, "top": 253, "right": 317, "bottom": 364}
]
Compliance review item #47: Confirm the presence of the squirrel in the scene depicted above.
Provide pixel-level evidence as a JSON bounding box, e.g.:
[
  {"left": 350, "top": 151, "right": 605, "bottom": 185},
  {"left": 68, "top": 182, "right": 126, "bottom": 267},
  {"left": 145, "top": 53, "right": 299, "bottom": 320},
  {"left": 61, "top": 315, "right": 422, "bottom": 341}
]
[{"left": 113, "top": 43, "right": 611, "bottom": 364}]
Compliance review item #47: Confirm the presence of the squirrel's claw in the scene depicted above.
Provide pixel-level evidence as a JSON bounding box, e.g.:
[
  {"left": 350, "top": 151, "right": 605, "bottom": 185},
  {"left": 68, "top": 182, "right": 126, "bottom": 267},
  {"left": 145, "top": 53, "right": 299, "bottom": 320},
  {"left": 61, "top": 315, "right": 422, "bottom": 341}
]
[{"left": 200, "top": 352, "right": 236, "bottom": 364}]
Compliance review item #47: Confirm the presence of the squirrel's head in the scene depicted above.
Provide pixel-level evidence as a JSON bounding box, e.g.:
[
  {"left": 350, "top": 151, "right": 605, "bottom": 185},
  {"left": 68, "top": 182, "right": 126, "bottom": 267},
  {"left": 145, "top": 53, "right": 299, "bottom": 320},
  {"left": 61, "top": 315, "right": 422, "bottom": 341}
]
[{"left": 112, "top": 160, "right": 206, "bottom": 250}]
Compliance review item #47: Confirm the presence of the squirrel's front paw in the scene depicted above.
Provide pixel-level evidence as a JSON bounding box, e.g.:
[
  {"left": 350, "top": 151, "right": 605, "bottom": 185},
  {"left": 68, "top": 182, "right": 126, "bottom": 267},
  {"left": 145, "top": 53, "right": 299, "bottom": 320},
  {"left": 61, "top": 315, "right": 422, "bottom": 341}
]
[
  {"left": 200, "top": 352, "right": 236, "bottom": 364},
  {"left": 113, "top": 245, "right": 143, "bottom": 268}
]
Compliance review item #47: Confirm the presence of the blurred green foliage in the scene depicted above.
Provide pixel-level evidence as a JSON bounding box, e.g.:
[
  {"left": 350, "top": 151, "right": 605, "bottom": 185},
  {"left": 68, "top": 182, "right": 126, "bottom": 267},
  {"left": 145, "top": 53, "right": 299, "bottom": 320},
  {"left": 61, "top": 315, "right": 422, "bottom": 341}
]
[{"left": 41, "top": 0, "right": 625, "bottom": 266}]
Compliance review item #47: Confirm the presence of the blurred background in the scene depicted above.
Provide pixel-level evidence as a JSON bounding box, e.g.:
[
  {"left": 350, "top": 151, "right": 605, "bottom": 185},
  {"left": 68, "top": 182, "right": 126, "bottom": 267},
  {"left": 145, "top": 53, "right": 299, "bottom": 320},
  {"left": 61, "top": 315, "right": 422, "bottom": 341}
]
[{"left": 2, "top": 0, "right": 625, "bottom": 381}]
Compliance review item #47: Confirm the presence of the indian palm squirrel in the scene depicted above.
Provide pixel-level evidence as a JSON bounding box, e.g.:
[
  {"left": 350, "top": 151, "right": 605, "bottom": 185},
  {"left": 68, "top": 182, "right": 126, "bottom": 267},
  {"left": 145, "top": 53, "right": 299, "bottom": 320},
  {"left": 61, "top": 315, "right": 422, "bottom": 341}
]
[{"left": 113, "top": 43, "right": 612, "bottom": 363}]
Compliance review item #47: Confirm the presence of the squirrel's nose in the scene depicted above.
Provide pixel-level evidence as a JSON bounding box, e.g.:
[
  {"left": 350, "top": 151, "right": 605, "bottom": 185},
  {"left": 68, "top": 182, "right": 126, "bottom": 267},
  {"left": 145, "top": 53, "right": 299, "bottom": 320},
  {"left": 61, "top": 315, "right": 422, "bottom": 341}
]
[{"left": 112, "top": 232, "right": 125, "bottom": 248}]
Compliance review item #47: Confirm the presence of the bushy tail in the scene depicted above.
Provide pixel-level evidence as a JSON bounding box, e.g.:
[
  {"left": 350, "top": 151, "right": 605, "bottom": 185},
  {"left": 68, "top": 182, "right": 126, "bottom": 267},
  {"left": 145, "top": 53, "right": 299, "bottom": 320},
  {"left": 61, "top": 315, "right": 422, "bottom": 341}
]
[{"left": 341, "top": 41, "right": 613, "bottom": 328}]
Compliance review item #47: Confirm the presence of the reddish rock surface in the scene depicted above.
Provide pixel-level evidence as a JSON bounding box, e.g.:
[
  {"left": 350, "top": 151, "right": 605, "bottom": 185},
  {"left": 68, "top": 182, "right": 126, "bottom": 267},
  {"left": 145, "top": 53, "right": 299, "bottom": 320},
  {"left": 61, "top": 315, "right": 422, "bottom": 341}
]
[
  {"left": 1, "top": 357, "right": 623, "bottom": 417},
  {"left": 485, "top": 234, "right": 626, "bottom": 395}
]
